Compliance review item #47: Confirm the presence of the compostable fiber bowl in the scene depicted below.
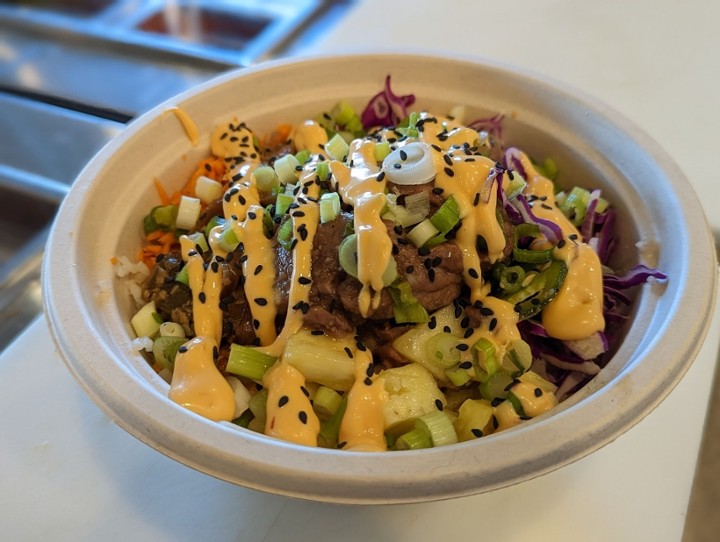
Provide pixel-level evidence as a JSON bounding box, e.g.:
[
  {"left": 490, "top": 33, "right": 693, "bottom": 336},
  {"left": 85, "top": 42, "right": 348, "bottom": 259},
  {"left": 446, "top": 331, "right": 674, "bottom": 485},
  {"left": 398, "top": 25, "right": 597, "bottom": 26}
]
[{"left": 43, "top": 53, "right": 717, "bottom": 504}]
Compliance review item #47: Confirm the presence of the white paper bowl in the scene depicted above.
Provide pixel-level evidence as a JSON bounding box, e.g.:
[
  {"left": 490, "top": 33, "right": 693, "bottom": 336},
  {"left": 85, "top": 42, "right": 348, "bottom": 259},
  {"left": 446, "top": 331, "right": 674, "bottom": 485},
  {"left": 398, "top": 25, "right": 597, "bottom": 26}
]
[{"left": 43, "top": 53, "right": 717, "bottom": 504}]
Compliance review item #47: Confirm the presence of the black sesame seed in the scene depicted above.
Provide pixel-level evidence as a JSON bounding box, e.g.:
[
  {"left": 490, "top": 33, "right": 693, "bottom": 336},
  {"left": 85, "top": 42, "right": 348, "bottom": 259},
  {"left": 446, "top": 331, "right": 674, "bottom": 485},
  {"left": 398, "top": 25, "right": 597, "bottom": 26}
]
[
  {"left": 443, "top": 154, "right": 453, "bottom": 166},
  {"left": 432, "top": 256, "right": 442, "bottom": 267},
  {"left": 301, "top": 386, "right": 310, "bottom": 397},
  {"left": 443, "top": 325, "right": 452, "bottom": 333},
  {"left": 364, "top": 377, "right": 373, "bottom": 386},
  {"left": 393, "top": 163, "right": 402, "bottom": 169},
  {"left": 418, "top": 246, "right": 430, "bottom": 256},
  {"left": 406, "top": 265, "right": 415, "bottom": 274},
  {"left": 428, "top": 268, "right": 436, "bottom": 282},
  {"left": 377, "top": 171, "right": 386, "bottom": 182},
  {"left": 473, "top": 192, "right": 480, "bottom": 206},
  {"left": 356, "top": 341, "right": 367, "bottom": 352},
  {"left": 311, "top": 329, "right": 324, "bottom": 336},
  {"left": 534, "top": 387, "right": 544, "bottom": 397},
  {"left": 557, "top": 239, "right": 567, "bottom": 248},
  {"left": 344, "top": 346, "right": 354, "bottom": 359},
  {"left": 254, "top": 297, "right": 268, "bottom": 306},
  {"left": 290, "top": 238, "right": 298, "bottom": 251},
  {"left": 459, "top": 361, "right": 473, "bottom": 370},
  {"left": 444, "top": 167, "right": 455, "bottom": 177},
  {"left": 471, "top": 428, "right": 483, "bottom": 438},
  {"left": 428, "top": 316, "right": 437, "bottom": 330},
  {"left": 397, "top": 237, "right": 410, "bottom": 245},
  {"left": 238, "top": 195, "right": 247, "bottom": 205},
  {"left": 248, "top": 211, "right": 257, "bottom": 220},
  {"left": 198, "top": 292, "right": 206, "bottom": 303},
  {"left": 178, "top": 346, "right": 188, "bottom": 353},
  {"left": 366, "top": 364, "right": 374, "bottom": 377},
  {"left": 278, "top": 395, "right": 289, "bottom": 407},
  {"left": 456, "top": 343, "right": 469, "bottom": 352},
  {"left": 463, "top": 327, "right": 474, "bottom": 339},
  {"left": 210, "top": 261, "right": 219, "bottom": 274},
  {"left": 489, "top": 318, "right": 498, "bottom": 331},
  {"left": 253, "top": 319, "right": 260, "bottom": 329},
  {"left": 298, "top": 411, "right": 308, "bottom": 424},
  {"left": 480, "top": 307, "right": 494, "bottom": 316},
  {"left": 298, "top": 276, "right": 312, "bottom": 285},
  {"left": 468, "top": 268, "right": 479, "bottom": 279},
  {"left": 432, "top": 187, "right": 444, "bottom": 195},
  {"left": 254, "top": 264, "right": 263, "bottom": 275},
  {"left": 460, "top": 316, "right": 470, "bottom": 328},
  {"left": 435, "top": 399, "right": 444, "bottom": 411},
  {"left": 394, "top": 224, "right": 403, "bottom": 235},
  {"left": 292, "top": 210, "right": 306, "bottom": 218},
  {"left": 300, "top": 302, "right": 310, "bottom": 314}
]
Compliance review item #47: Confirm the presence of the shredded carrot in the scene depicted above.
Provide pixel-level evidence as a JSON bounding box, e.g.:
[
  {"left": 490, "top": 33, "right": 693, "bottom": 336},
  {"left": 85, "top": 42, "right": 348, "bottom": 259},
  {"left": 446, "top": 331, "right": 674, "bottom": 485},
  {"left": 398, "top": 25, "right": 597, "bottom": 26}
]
[{"left": 154, "top": 178, "right": 171, "bottom": 206}]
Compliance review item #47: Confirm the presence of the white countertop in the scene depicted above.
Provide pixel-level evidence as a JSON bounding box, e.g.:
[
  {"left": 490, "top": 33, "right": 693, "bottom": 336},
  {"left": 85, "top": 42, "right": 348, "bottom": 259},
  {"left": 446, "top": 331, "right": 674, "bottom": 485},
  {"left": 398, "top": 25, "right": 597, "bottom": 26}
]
[{"left": 2, "top": 1, "right": 719, "bottom": 540}]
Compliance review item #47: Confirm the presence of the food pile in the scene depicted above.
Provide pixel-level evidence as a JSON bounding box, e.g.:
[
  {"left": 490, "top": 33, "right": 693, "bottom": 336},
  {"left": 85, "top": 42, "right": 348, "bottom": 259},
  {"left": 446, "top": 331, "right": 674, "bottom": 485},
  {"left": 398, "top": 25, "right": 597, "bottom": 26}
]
[{"left": 121, "top": 77, "right": 665, "bottom": 451}]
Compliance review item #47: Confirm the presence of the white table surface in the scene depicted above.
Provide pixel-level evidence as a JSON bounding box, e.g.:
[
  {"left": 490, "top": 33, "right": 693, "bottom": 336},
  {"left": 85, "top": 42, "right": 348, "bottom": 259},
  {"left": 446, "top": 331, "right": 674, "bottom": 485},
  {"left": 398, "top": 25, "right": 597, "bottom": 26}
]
[{"left": 2, "top": 1, "right": 719, "bottom": 540}]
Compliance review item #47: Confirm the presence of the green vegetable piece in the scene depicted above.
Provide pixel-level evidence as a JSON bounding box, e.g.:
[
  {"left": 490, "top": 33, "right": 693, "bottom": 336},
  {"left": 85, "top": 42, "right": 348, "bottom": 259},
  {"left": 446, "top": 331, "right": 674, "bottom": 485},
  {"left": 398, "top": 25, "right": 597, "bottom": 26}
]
[
  {"left": 472, "top": 337, "right": 498, "bottom": 382},
  {"left": 313, "top": 386, "right": 343, "bottom": 421},
  {"left": 430, "top": 196, "right": 460, "bottom": 235},
  {"left": 226, "top": 344, "right": 277, "bottom": 382},
  {"left": 318, "top": 397, "right": 348, "bottom": 449},
  {"left": 504, "top": 259, "right": 568, "bottom": 319},
  {"left": 152, "top": 336, "right": 187, "bottom": 371}
]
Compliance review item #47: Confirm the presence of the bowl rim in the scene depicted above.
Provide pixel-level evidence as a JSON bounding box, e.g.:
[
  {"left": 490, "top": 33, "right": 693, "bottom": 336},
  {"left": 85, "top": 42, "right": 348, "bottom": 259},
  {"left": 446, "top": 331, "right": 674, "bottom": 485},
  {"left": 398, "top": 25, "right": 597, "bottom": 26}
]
[{"left": 43, "top": 51, "right": 718, "bottom": 504}]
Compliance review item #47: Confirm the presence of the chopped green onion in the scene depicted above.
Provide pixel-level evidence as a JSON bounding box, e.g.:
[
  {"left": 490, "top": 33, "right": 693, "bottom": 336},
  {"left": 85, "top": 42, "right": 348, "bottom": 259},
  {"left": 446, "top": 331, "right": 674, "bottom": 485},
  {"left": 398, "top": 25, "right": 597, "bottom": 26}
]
[
  {"left": 374, "top": 141, "right": 392, "bottom": 162},
  {"left": 318, "top": 397, "right": 348, "bottom": 449},
  {"left": 325, "top": 133, "right": 350, "bottom": 162},
  {"left": 430, "top": 196, "right": 460, "bottom": 235},
  {"left": 217, "top": 226, "right": 240, "bottom": 253},
  {"left": 294, "top": 149, "right": 312, "bottom": 165},
  {"left": 185, "top": 231, "right": 209, "bottom": 253},
  {"left": 394, "top": 425, "right": 433, "bottom": 450},
  {"left": 558, "top": 186, "right": 609, "bottom": 226},
  {"left": 497, "top": 265, "right": 525, "bottom": 294},
  {"left": 159, "top": 322, "right": 185, "bottom": 338},
  {"left": 415, "top": 410, "right": 457, "bottom": 447},
  {"left": 226, "top": 344, "right": 277, "bottom": 382},
  {"left": 404, "top": 191, "right": 431, "bottom": 216},
  {"left": 472, "top": 337, "right": 498, "bottom": 382},
  {"left": 195, "top": 175, "right": 224, "bottom": 203},
  {"left": 252, "top": 166, "right": 280, "bottom": 194},
  {"left": 338, "top": 233, "right": 397, "bottom": 286},
  {"left": 274, "top": 193, "right": 294, "bottom": 217},
  {"left": 501, "top": 339, "right": 532, "bottom": 376},
  {"left": 315, "top": 160, "right": 330, "bottom": 183},
  {"left": 445, "top": 365, "right": 472, "bottom": 387},
  {"left": 143, "top": 204, "right": 178, "bottom": 234},
  {"left": 319, "top": 192, "right": 341, "bottom": 223},
  {"left": 277, "top": 218, "right": 294, "bottom": 251},
  {"left": 152, "top": 336, "right": 186, "bottom": 371},
  {"left": 313, "top": 386, "right": 343, "bottom": 421},
  {"left": 176, "top": 196, "right": 202, "bottom": 231},
  {"left": 407, "top": 219, "right": 439, "bottom": 247},
  {"left": 331, "top": 101, "right": 356, "bottom": 126},
  {"left": 274, "top": 154, "right": 301, "bottom": 184},
  {"left": 231, "top": 409, "right": 254, "bottom": 428},
  {"left": 344, "top": 115, "right": 364, "bottom": 137},
  {"left": 513, "top": 223, "right": 552, "bottom": 264},
  {"left": 505, "top": 171, "right": 527, "bottom": 199},
  {"left": 388, "top": 281, "right": 430, "bottom": 324},
  {"left": 175, "top": 263, "right": 189, "bottom": 285},
  {"left": 248, "top": 388, "right": 269, "bottom": 428},
  {"left": 204, "top": 215, "right": 225, "bottom": 238}
]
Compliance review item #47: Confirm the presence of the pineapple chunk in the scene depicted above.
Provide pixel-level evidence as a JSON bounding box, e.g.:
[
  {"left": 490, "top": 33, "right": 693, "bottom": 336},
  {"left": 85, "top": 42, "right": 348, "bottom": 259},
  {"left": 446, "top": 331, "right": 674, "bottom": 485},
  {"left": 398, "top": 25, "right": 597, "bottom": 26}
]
[
  {"left": 282, "top": 328, "right": 356, "bottom": 391},
  {"left": 391, "top": 305, "right": 464, "bottom": 384},
  {"left": 454, "top": 398, "right": 494, "bottom": 442},
  {"left": 378, "top": 363, "right": 446, "bottom": 435}
]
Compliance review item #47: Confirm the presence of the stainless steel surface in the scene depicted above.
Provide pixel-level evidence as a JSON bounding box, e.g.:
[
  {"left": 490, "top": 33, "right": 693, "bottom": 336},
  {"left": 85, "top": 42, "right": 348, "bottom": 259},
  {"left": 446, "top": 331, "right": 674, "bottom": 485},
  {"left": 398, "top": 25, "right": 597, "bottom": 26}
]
[{"left": 0, "top": 0, "right": 352, "bottom": 350}]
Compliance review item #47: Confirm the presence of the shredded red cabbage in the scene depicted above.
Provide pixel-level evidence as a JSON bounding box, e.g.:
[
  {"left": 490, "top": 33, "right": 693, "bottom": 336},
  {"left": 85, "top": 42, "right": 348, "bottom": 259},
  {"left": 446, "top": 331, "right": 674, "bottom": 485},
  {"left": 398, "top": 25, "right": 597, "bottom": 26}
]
[
  {"left": 468, "top": 113, "right": 505, "bottom": 142},
  {"left": 360, "top": 75, "right": 416, "bottom": 129}
]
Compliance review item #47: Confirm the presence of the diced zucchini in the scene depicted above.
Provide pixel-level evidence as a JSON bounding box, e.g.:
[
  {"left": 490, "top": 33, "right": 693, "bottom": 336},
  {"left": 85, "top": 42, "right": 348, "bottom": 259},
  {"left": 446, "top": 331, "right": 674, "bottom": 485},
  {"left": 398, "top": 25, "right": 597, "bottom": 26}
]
[{"left": 152, "top": 335, "right": 186, "bottom": 371}]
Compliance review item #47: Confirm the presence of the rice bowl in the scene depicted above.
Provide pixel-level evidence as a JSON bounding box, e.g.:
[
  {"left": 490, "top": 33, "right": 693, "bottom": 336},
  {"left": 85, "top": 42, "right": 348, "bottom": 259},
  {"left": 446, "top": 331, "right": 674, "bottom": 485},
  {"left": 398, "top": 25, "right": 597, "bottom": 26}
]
[{"left": 42, "top": 53, "right": 717, "bottom": 503}]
